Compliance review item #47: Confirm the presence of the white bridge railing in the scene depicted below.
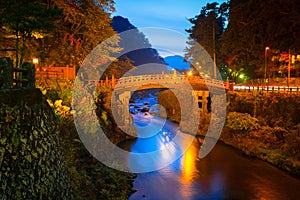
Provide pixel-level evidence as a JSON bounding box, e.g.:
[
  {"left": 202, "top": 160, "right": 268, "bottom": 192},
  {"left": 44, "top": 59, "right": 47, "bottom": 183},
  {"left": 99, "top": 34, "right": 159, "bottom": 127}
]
[
  {"left": 116, "top": 74, "right": 226, "bottom": 89},
  {"left": 84, "top": 74, "right": 227, "bottom": 90}
]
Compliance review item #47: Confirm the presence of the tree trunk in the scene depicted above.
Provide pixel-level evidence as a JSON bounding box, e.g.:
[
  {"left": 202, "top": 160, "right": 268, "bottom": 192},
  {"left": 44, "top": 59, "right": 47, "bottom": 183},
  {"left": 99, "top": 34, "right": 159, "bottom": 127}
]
[
  {"left": 19, "top": 37, "right": 26, "bottom": 67},
  {"left": 15, "top": 30, "right": 19, "bottom": 68}
]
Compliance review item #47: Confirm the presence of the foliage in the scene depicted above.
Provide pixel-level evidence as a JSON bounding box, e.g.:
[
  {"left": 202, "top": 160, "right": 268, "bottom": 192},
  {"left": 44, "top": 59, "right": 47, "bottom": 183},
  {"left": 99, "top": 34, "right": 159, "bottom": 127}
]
[
  {"left": 225, "top": 112, "right": 261, "bottom": 134},
  {"left": 185, "top": 2, "right": 229, "bottom": 77},
  {"left": 221, "top": 0, "right": 300, "bottom": 78},
  {"left": 40, "top": 0, "right": 120, "bottom": 67},
  {"left": 227, "top": 91, "right": 300, "bottom": 128},
  {"left": 0, "top": 89, "right": 73, "bottom": 199},
  {"left": 0, "top": 0, "right": 62, "bottom": 67},
  {"left": 187, "top": 0, "right": 300, "bottom": 79},
  {"left": 157, "top": 89, "right": 181, "bottom": 123},
  {"left": 102, "top": 56, "right": 135, "bottom": 79},
  {"left": 281, "top": 124, "right": 300, "bottom": 157},
  {"left": 41, "top": 84, "right": 136, "bottom": 199},
  {"left": 221, "top": 118, "right": 300, "bottom": 177},
  {"left": 0, "top": 0, "right": 120, "bottom": 68},
  {"left": 0, "top": 57, "right": 13, "bottom": 88}
]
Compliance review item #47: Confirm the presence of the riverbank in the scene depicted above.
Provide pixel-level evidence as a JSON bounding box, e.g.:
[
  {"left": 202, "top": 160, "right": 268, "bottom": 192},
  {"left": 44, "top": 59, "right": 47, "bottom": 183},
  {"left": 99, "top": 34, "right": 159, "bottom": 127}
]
[
  {"left": 225, "top": 92, "right": 300, "bottom": 178},
  {"left": 126, "top": 124, "right": 300, "bottom": 200},
  {"left": 42, "top": 85, "right": 137, "bottom": 199},
  {"left": 221, "top": 128, "right": 300, "bottom": 178},
  {"left": 197, "top": 126, "right": 300, "bottom": 178},
  {"left": 158, "top": 90, "right": 300, "bottom": 178},
  {"left": 196, "top": 112, "right": 300, "bottom": 178}
]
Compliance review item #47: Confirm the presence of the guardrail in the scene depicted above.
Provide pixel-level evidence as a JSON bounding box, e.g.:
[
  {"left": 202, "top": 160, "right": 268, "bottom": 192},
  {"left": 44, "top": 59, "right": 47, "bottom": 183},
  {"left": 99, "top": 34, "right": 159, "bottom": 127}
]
[{"left": 234, "top": 85, "right": 300, "bottom": 92}]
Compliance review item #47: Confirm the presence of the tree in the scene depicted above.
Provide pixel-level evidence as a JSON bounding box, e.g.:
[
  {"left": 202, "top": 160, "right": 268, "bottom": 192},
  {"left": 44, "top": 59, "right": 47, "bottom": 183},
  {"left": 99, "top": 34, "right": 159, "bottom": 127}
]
[
  {"left": 0, "top": 0, "right": 62, "bottom": 67},
  {"left": 40, "top": 0, "right": 120, "bottom": 67},
  {"left": 221, "top": 0, "right": 300, "bottom": 79},
  {"left": 185, "top": 2, "right": 229, "bottom": 78}
]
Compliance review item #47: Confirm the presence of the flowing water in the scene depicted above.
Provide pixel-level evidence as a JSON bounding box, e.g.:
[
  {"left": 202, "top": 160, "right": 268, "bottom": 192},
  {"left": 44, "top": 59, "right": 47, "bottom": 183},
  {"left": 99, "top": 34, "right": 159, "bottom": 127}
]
[{"left": 119, "top": 93, "right": 300, "bottom": 200}]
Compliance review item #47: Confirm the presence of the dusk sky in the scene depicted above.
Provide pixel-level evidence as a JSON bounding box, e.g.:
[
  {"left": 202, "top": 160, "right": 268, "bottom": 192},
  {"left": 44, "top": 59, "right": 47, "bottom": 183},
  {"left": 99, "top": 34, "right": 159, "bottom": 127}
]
[{"left": 113, "top": 0, "right": 226, "bottom": 57}]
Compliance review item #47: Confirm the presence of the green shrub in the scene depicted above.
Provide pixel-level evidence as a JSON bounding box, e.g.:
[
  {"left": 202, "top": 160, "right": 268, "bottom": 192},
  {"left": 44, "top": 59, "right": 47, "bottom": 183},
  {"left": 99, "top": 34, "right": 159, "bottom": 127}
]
[
  {"left": 227, "top": 91, "right": 300, "bottom": 128},
  {"left": 253, "top": 126, "right": 281, "bottom": 147},
  {"left": 157, "top": 90, "right": 181, "bottom": 123},
  {"left": 225, "top": 112, "right": 261, "bottom": 134},
  {"left": 281, "top": 124, "right": 300, "bottom": 157},
  {"left": 42, "top": 85, "right": 136, "bottom": 199}
]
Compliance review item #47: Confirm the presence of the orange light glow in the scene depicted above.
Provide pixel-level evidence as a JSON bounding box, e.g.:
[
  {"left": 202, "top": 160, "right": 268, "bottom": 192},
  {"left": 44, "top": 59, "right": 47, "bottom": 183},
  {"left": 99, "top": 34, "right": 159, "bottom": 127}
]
[
  {"left": 32, "top": 58, "right": 39, "bottom": 64},
  {"left": 187, "top": 70, "right": 193, "bottom": 76},
  {"left": 181, "top": 144, "right": 197, "bottom": 183}
]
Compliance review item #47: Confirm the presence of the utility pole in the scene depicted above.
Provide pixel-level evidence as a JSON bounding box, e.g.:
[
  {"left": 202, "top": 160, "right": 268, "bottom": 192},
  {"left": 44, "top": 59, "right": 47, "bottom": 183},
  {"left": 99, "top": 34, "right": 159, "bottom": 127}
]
[
  {"left": 288, "top": 49, "right": 291, "bottom": 88},
  {"left": 213, "top": 25, "right": 217, "bottom": 79},
  {"left": 264, "top": 46, "right": 269, "bottom": 87}
]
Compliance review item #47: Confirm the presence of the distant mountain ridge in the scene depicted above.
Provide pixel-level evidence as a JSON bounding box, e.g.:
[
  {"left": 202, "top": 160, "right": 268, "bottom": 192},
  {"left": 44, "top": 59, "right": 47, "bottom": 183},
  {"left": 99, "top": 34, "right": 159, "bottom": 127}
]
[{"left": 111, "top": 16, "right": 166, "bottom": 67}]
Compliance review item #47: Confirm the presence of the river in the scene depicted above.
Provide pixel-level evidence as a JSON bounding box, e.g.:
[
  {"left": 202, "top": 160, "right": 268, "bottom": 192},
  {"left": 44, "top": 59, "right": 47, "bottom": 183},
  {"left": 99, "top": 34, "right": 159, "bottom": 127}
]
[{"left": 119, "top": 92, "right": 300, "bottom": 200}]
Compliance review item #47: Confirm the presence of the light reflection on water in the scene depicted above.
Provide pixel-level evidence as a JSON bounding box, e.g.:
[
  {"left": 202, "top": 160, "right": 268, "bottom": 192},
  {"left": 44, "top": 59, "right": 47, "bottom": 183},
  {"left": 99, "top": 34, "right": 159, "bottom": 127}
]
[
  {"left": 124, "top": 116, "right": 300, "bottom": 200},
  {"left": 128, "top": 116, "right": 184, "bottom": 173},
  {"left": 181, "top": 141, "right": 199, "bottom": 184}
]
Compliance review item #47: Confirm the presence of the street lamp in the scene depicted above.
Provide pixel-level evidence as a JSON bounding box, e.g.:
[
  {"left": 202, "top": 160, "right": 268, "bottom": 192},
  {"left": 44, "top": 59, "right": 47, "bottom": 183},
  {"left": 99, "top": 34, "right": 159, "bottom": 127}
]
[
  {"left": 32, "top": 58, "right": 38, "bottom": 65},
  {"left": 32, "top": 57, "right": 39, "bottom": 77},
  {"left": 264, "top": 46, "right": 270, "bottom": 85}
]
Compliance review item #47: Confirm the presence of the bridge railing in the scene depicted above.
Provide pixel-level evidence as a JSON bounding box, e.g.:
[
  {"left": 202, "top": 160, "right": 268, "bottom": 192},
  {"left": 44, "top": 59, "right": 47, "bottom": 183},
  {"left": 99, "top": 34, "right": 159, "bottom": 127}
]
[
  {"left": 116, "top": 74, "right": 226, "bottom": 89},
  {"left": 234, "top": 85, "right": 300, "bottom": 93},
  {"left": 82, "top": 74, "right": 228, "bottom": 90}
]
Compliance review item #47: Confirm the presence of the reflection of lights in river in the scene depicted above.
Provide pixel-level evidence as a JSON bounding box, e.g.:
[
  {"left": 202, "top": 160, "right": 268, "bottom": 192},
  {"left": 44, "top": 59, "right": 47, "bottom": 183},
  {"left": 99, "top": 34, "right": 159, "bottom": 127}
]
[
  {"left": 161, "top": 131, "right": 174, "bottom": 145},
  {"left": 161, "top": 142, "right": 176, "bottom": 162},
  {"left": 181, "top": 142, "right": 198, "bottom": 184}
]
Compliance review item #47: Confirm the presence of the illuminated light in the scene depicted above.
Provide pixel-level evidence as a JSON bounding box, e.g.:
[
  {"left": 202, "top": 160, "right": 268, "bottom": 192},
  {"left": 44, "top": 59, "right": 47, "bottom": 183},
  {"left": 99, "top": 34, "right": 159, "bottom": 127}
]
[
  {"left": 187, "top": 70, "right": 193, "bottom": 76},
  {"left": 32, "top": 58, "right": 39, "bottom": 64},
  {"left": 239, "top": 73, "right": 245, "bottom": 79},
  {"left": 233, "top": 86, "right": 240, "bottom": 90},
  {"left": 166, "top": 136, "right": 170, "bottom": 142},
  {"left": 181, "top": 144, "right": 198, "bottom": 184},
  {"left": 292, "top": 55, "right": 295, "bottom": 64}
]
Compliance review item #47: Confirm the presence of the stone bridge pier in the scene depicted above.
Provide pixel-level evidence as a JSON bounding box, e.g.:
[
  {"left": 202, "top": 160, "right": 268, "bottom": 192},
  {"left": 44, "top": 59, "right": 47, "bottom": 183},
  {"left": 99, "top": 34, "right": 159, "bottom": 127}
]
[
  {"left": 111, "top": 91, "right": 137, "bottom": 137},
  {"left": 194, "top": 90, "right": 210, "bottom": 114}
]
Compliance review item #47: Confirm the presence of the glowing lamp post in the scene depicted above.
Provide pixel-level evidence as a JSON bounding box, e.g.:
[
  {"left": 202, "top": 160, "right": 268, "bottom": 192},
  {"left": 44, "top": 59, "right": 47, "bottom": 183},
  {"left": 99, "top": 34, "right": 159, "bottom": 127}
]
[
  {"left": 32, "top": 58, "right": 39, "bottom": 77},
  {"left": 32, "top": 58, "right": 39, "bottom": 65},
  {"left": 264, "top": 47, "right": 270, "bottom": 86}
]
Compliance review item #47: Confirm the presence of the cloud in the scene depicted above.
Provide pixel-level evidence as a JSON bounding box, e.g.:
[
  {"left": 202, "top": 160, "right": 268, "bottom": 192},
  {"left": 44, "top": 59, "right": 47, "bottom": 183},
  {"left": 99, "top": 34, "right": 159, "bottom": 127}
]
[{"left": 141, "top": 28, "right": 188, "bottom": 57}]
